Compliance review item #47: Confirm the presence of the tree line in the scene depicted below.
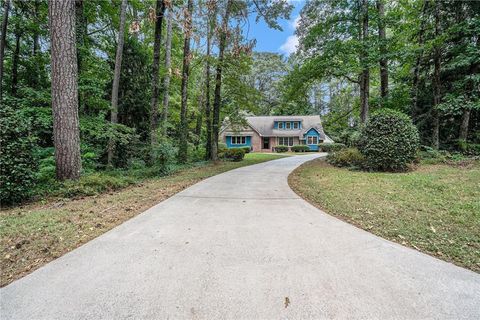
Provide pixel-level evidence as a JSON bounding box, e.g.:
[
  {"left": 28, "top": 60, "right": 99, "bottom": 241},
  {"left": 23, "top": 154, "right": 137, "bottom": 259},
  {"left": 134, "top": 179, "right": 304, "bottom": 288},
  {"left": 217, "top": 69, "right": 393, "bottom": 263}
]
[
  {"left": 284, "top": 0, "right": 479, "bottom": 151},
  {"left": 0, "top": 0, "right": 292, "bottom": 194},
  {"left": 1, "top": 0, "right": 479, "bottom": 204}
]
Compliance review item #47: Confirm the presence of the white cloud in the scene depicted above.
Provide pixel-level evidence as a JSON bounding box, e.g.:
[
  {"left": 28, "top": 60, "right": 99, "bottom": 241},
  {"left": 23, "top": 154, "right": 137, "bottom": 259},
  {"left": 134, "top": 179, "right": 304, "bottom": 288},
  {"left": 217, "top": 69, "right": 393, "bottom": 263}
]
[
  {"left": 290, "top": 15, "right": 301, "bottom": 30},
  {"left": 279, "top": 35, "right": 299, "bottom": 55}
]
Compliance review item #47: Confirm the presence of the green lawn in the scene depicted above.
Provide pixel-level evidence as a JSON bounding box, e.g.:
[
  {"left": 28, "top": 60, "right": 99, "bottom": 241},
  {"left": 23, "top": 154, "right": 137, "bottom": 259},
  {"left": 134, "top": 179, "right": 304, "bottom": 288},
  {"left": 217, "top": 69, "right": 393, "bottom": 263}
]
[
  {"left": 289, "top": 159, "right": 480, "bottom": 272},
  {"left": 0, "top": 153, "right": 285, "bottom": 287}
]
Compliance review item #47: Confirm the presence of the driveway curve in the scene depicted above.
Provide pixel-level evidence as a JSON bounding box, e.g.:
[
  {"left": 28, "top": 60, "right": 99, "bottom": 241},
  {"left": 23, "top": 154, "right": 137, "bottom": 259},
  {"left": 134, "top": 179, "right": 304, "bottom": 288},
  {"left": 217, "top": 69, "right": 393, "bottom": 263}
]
[{"left": 2, "top": 154, "right": 479, "bottom": 319}]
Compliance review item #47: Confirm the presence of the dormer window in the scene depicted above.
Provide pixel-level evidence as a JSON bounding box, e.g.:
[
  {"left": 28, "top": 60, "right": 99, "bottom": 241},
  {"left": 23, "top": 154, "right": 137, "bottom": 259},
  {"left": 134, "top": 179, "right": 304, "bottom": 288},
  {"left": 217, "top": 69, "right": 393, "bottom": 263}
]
[
  {"left": 285, "top": 122, "right": 291, "bottom": 129},
  {"left": 293, "top": 122, "right": 299, "bottom": 129},
  {"left": 278, "top": 122, "right": 284, "bottom": 129}
]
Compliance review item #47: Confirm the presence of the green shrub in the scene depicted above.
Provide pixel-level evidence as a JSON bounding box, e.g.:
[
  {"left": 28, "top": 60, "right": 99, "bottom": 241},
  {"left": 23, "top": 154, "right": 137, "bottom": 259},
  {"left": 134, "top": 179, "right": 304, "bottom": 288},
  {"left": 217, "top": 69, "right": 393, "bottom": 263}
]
[
  {"left": 240, "top": 146, "right": 251, "bottom": 154},
  {"left": 151, "top": 141, "right": 177, "bottom": 174},
  {"left": 189, "top": 146, "right": 206, "bottom": 162},
  {"left": 291, "top": 145, "right": 310, "bottom": 152},
  {"left": 327, "top": 148, "right": 365, "bottom": 168},
  {"left": 34, "top": 147, "right": 56, "bottom": 184},
  {"left": 223, "top": 148, "right": 245, "bottom": 162},
  {"left": 417, "top": 145, "right": 447, "bottom": 164},
  {"left": 80, "top": 116, "right": 139, "bottom": 168},
  {"left": 467, "top": 144, "right": 480, "bottom": 156},
  {"left": 58, "top": 173, "right": 137, "bottom": 197},
  {"left": 358, "top": 109, "right": 419, "bottom": 171},
  {"left": 0, "top": 106, "right": 38, "bottom": 205},
  {"left": 218, "top": 143, "right": 228, "bottom": 153},
  {"left": 318, "top": 143, "right": 346, "bottom": 152},
  {"left": 274, "top": 145, "right": 288, "bottom": 153},
  {"left": 338, "top": 129, "right": 361, "bottom": 147}
]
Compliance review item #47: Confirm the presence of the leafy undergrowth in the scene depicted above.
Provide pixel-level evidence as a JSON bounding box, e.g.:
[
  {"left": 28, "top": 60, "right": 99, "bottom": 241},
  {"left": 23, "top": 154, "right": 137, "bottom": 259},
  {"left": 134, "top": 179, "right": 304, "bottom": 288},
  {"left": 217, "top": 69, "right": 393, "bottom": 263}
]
[
  {"left": 289, "top": 159, "right": 480, "bottom": 272},
  {"left": 0, "top": 153, "right": 285, "bottom": 287}
]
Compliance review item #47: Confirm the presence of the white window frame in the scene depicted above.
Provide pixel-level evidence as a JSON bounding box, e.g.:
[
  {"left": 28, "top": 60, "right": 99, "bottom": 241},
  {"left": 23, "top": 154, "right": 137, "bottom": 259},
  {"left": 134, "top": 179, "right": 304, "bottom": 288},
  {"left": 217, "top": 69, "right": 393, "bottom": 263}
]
[
  {"left": 293, "top": 122, "right": 299, "bottom": 129},
  {"left": 231, "top": 136, "right": 246, "bottom": 145},
  {"left": 278, "top": 122, "right": 284, "bottom": 130},
  {"left": 307, "top": 136, "right": 318, "bottom": 145},
  {"left": 285, "top": 122, "right": 291, "bottom": 130},
  {"left": 278, "top": 137, "right": 294, "bottom": 147}
]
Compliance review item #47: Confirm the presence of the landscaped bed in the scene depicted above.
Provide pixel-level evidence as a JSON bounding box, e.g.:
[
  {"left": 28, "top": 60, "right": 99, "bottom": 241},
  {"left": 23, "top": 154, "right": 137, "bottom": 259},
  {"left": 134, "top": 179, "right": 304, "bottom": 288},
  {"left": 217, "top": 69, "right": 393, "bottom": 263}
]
[
  {"left": 0, "top": 153, "right": 285, "bottom": 287},
  {"left": 289, "top": 158, "right": 480, "bottom": 272}
]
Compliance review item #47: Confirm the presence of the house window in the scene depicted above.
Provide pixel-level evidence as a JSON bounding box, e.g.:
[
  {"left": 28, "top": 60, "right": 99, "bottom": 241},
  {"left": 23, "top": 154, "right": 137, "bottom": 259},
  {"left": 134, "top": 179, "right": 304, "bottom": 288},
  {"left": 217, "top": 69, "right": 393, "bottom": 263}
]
[
  {"left": 293, "top": 122, "right": 299, "bottom": 129},
  {"left": 231, "top": 136, "right": 246, "bottom": 145},
  {"left": 278, "top": 122, "right": 284, "bottom": 129},
  {"left": 278, "top": 137, "right": 294, "bottom": 146},
  {"left": 307, "top": 136, "right": 318, "bottom": 145},
  {"left": 285, "top": 122, "right": 291, "bottom": 129}
]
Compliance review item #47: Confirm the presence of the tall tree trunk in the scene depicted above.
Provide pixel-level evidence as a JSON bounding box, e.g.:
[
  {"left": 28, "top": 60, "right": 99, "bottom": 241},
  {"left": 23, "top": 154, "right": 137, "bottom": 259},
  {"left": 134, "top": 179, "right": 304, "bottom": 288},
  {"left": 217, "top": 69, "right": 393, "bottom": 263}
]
[
  {"left": 432, "top": 0, "right": 441, "bottom": 150},
  {"left": 161, "top": 7, "right": 173, "bottom": 135},
  {"left": 457, "top": 5, "right": 476, "bottom": 146},
  {"left": 75, "top": 0, "right": 85, "bottom": 70},
  {"left": 149, "top": 0, "right": 166, "bottom": 157},
  {"left": 376, "top": 0, "right": 388, "bottom": 101},
  {"left": 204, "top": 5, "right": 215, "bottom": 160},
  {"left": 177, "top": 0, "right": 193, "bottom": 164},
  {"left": 11, "top": 28, "right": 20, "bottom": 96},
  {"left": 411, "top": 0, "right": 428, "bottom": 120},
  {"left": 194, "top": 82, "right": 205, "bottom": 147},
  {"left": 211, "top": 0, "right": 232, "bottom": 161},
  {"left": 75, "top": 0, "right": 87, "bottom": 113},
  {"left": 49, "top": 0, "right": 82, "bottom": 180},
  {"left": 359, "top": 0, "right": 369, "bottom": 123},
  {"left": 107, "top": 0, "right": 128, "bottom": 166},
  {"left": 0, "top": 0, "right": 10, "bottom": 100},
  {"left": 31, "top": 0, "right": 40, "bottom": 88},
  {"left": 459, "top": 108, "right": 470, "bottom": 142}
]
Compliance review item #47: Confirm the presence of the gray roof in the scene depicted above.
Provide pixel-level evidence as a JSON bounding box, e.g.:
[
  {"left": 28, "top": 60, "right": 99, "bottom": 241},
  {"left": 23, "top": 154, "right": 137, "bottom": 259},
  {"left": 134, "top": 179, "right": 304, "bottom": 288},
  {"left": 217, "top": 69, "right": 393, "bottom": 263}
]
[{"left": 222, "top": 115, "right": 326, "bottom": 139}]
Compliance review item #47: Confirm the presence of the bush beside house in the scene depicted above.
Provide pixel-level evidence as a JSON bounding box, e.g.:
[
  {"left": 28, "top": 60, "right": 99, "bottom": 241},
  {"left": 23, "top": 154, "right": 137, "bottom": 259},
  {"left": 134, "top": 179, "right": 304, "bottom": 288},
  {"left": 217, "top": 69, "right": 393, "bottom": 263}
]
[
  {"left": 275, "top": 145, "right": 288, "bottom": 153},
  {"left": 223, "top": 148, "right": 245, "bottom": 162},
  {"left": 291, "top": 145, "right": 310, "bottom": 152}
]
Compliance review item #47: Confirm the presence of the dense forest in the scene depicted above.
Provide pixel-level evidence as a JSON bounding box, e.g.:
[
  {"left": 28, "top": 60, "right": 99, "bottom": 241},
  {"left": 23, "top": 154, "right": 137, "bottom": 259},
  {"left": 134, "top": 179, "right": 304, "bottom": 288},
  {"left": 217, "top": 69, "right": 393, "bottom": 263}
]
[{"left": 0, "top": 0, "right": 479, "bottom": 204}]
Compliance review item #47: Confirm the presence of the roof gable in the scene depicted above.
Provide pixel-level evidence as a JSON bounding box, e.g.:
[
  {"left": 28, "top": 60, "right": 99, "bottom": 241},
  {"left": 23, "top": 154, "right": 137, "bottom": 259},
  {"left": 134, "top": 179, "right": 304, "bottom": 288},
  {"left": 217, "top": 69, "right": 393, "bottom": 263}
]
[
  {"left": 221, "top": 115, "right": 326, "bottom": 138},
  {"left": 244, "top": 115, "right": 325, "bottom": 138}
]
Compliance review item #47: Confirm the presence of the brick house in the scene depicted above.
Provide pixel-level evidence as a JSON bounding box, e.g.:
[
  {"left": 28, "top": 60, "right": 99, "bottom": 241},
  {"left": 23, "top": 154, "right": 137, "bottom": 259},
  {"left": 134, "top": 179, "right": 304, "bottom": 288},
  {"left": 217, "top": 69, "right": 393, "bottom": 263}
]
[{"left": 219, "top": 115, "right": 331, "bottom": 152}]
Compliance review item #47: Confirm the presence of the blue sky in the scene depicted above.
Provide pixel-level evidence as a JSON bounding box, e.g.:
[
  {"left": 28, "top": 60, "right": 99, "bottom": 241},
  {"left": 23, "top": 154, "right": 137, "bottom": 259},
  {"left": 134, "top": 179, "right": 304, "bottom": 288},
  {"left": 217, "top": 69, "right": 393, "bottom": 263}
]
[{"left": 244, "top": 0, "right": 304, "bottom": 56}]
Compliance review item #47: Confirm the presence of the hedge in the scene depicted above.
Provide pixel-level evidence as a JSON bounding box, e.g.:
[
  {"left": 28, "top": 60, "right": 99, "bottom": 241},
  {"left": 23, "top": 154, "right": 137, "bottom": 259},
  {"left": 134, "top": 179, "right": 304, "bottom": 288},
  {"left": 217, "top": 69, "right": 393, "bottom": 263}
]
[
  {"left": 291, "top": 145, "right": 310, "bottom": 152},
  {"left": 274, "top": 145, "right": 288, "bottom": 153}
]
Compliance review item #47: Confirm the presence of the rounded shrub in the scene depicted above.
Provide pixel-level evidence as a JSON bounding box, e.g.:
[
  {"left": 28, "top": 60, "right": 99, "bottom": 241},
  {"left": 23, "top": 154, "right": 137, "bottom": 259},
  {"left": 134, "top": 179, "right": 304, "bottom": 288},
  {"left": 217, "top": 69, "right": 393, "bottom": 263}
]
[
  {"left": 224, "top": 148, "right": 245, "bottom": 162},
  {"left": 358, "top": 109, "right": 419, "bottom": 171},
  {"left": 291, "top": 145, "right": 310, "bottom": 152},
  {"left": 274, "top": 145, "right": 288, "bottom": 153}
]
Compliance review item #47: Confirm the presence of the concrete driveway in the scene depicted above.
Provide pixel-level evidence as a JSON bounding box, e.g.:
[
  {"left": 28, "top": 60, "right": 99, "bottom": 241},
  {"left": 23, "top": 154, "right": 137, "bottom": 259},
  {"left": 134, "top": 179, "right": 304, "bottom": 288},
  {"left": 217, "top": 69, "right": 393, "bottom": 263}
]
[{"left": 1, "top": 154, "right": 479, "bottom": 319}]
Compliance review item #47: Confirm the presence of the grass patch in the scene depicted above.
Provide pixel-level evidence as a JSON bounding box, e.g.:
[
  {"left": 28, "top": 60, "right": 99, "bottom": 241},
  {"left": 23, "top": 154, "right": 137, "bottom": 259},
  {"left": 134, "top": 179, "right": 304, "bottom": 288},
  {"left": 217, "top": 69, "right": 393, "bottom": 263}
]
[
  {"left": 0, "top": 153, "right": 285, "bottom": 287},
  {"left": 289, "top": 159, "right": 480, "bottom": 272}
]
